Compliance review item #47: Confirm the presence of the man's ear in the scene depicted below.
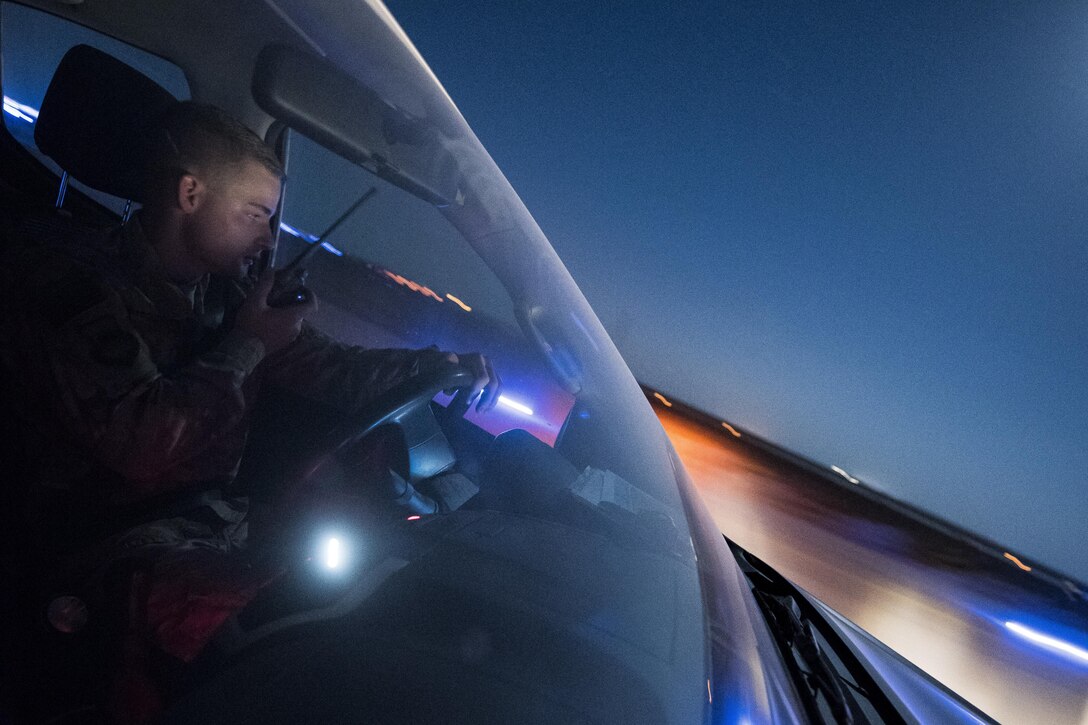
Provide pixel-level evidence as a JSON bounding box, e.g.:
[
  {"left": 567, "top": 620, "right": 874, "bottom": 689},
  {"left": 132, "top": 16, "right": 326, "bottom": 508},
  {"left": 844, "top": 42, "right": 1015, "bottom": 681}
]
[{"left": 175, "top": 173, "right": 205, "bottom": 214}]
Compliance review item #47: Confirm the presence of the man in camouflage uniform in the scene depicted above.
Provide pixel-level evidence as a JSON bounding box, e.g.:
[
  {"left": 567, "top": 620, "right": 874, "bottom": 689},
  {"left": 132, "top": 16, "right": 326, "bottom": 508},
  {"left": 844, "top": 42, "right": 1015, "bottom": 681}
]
[{"left": 6, "top": 103, "right": 498, "bottom": 666}]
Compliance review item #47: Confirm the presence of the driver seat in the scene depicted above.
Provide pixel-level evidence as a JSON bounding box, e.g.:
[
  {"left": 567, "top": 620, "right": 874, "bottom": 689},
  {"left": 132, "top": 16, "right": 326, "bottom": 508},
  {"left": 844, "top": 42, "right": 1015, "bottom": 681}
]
[
  {"left": 1, "top": 44, "right": 178, "bottom": 723},
  {"left": 34, "top": 43, "right": 178, "bottom": 216}
]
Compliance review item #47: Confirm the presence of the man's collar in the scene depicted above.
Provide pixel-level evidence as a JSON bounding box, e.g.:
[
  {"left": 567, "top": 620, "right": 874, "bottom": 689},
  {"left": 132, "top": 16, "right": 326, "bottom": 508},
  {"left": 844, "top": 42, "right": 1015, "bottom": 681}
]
[{"left": 121, "top": 214, "right": 209, "bottom": 320}]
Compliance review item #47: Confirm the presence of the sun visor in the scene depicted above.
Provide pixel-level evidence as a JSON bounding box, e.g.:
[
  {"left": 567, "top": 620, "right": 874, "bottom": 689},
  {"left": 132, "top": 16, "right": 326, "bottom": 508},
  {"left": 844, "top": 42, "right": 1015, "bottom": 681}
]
[{"left": 253, "top": 44, "right": 460, "bottom": 207}]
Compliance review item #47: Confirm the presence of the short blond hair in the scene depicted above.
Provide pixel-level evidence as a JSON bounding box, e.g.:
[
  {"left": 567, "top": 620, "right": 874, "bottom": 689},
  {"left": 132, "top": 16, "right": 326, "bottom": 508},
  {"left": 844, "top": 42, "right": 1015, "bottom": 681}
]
[{"left": 146, "top": 101, "right": 284, "bottom": 201}]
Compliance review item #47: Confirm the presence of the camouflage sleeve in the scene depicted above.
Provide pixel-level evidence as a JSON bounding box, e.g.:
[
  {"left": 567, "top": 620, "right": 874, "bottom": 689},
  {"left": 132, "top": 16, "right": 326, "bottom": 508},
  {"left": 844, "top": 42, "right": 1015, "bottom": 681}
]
[
  {"left": 25, "top": 263, "right": 266, "bottom": 493},
  {"left": 260, "top": 324, "right": 449, "bottom": 413}
]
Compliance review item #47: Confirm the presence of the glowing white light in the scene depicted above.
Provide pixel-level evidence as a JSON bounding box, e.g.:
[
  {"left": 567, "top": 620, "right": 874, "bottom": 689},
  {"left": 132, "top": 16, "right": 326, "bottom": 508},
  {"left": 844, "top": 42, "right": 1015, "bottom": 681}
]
[
  {"left": 3, "top": 102, "right": 32, "bottom": 122},
  {"left": 1005, "top": 621, "right": 1088, "bottom": 664},
  {"left": 831, "top": 465, "right": 860, "bottom": 484},
  {"left": 3, "top": 95, "right": 39, "bottom": 122},
  {"left": 497, "top": 395, "right": 533, "bottom": 416},
  {"left": 3, "top": 104, "right": 32, "bottom": 122},
  {"left": 323, "top": 537, "right": 344, "bottom": 570}
]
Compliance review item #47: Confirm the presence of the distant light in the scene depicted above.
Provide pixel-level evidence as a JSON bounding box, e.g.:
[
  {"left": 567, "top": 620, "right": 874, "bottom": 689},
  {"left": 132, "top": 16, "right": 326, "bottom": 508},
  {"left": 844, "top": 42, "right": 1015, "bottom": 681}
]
[
  {"left": 1005, "top": 621, "right": 1088, "bottom": 664},
  {"left": 446, "top": 293, "right": 472, "bottom": 312},
  {"left": 831, "top": 465, "right": 860, "bottom": 484},
  {"left": 1004, "top": 552, "right": 1032, "bottom": 572},
  {"left": 323, "top": 537, "right": 344, "bottom": 570},
  {"left": 277, "top": 222, "right": 343, "bottom": 256},
  {"left": 382, "top": 269, "right": 444, "bottom": 302},
  {"left": 706, "top": 679, "right": 712, "bottom": 703},
  {"left": 278, "top": 221, "right": 317, "bottom": 242},
  {"left": 279, "top": 222, "right": 307, "bottom": 239},
  {"left": 721, "top": 422, "right": 742, "bottom": 438},
  {"left": 3, "top": 95, "right": 38, "bottom": 123},
  {"left": 653, "top": 392, "right": 673, "bottom": 407},
  {"left": 406, "top": 515, "right": 421, "bottom": 521},
  {"left": 498, "top": 395, "right": 533, "bottom": 416}
]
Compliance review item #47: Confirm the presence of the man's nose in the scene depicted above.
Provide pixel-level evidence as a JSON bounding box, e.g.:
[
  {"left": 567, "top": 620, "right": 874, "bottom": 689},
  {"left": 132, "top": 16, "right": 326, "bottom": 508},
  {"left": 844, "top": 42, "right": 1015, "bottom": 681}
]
[{"left": 259, "top": 224, "right": 275, "bottom": 249}]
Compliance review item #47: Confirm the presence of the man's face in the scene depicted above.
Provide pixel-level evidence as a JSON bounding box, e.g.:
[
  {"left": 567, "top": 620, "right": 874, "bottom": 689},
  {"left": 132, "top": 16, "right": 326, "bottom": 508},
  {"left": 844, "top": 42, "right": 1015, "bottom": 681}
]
[{"left": 182, "top": 159, "right": 282, "bottom": 279}]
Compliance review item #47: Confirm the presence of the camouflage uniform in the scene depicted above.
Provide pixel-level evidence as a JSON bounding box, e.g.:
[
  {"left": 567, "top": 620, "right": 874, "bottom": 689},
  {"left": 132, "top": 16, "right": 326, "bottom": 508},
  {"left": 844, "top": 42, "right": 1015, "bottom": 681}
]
[{"left": 7, "top": 215, "right": 445, "bottom": 542}]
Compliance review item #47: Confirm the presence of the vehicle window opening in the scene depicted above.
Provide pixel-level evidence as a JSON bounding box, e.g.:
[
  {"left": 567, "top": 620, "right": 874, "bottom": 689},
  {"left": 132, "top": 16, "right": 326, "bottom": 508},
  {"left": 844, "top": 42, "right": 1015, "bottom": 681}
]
[{"left": 0, "top": 2, "right": 189, "bottom": 217}]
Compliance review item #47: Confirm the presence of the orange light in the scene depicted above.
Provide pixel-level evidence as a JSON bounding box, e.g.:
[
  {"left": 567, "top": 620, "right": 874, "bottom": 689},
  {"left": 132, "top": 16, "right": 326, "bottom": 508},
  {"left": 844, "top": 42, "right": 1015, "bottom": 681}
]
[
  {"left": 721, "top": 422, "right": 741, "bottom": 438},
  {"left": 383, "top": 269, "right": 444, "bottom": 302},
  {"left": 446, "top": 293, "right": 472, "bottom": 312},
  {"left": 1004, "top": 552, "right": 1032, "bottom": 572},
  {"left": 653, "top": 392, "right": 673, "bottom": 407}
]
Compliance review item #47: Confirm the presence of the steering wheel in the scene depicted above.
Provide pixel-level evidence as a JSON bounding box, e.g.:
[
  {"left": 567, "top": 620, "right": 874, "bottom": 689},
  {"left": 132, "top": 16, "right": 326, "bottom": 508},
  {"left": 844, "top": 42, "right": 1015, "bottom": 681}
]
[
  {"left": 282, "top": 362, "right": 477, "bottom": 516},
  {"left": 326, "top": 362, "right": 475, "bottom": 457}
]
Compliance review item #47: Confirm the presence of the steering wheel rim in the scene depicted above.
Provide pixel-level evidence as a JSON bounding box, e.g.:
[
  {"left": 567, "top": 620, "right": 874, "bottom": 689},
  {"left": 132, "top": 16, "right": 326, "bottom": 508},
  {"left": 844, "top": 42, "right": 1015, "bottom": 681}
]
[{"left": 325, "top": 362, "right": 475, "bottom": 455}]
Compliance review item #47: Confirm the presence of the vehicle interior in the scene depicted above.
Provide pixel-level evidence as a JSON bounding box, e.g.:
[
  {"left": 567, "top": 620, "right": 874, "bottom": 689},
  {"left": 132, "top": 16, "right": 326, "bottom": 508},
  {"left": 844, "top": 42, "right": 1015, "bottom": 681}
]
[
  {"left": 0, "top": 3, "right": 711, "bottom": 723},
  {"left": 0, "top": 4, "right": 1007, "bottom": 725}
]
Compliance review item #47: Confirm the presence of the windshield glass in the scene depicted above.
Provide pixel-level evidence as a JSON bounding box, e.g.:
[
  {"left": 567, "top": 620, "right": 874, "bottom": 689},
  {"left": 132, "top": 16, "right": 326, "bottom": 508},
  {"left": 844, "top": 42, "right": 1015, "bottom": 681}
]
[
  {"left": 0, "top": 1, "right": 756, "bottom": 721},
  {"left": 247, "top": 58, "right": 711, "bottom": 722},
  {"left": 279, "top": 126, "right": 687, "bottom": 502}
]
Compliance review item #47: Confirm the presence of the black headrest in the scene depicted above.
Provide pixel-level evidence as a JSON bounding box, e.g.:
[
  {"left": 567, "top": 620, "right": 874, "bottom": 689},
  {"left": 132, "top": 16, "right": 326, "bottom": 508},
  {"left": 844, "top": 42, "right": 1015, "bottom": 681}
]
[{"left": 34, "top": 44, "right": 179, "bottom": 203}]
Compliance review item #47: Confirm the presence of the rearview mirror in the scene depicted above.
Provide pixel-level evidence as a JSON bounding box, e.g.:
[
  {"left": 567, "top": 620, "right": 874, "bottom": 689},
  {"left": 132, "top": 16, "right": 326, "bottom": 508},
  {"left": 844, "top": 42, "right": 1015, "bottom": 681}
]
[{"left": 253, "top": 44, "right": 460, "bottom": 206}]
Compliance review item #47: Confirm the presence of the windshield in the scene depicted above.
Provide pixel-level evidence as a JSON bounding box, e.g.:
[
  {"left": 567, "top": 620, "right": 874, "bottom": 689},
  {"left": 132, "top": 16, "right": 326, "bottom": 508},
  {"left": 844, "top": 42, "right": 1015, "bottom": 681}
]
[
  {"left": 0, "top": 1, "right": 792, "bottom": 721},
  {"left": 148, "top": 6, "right": 731, "bottom": 717},
  {"left": 250, "top": 108, "right": 714, "bottom": 717}
]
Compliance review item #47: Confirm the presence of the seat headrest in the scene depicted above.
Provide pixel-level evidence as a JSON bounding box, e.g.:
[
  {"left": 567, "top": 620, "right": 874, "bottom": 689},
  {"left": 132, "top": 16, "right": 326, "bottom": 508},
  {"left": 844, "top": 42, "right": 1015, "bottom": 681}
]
[{"left": 34, "top": 44, "right": 178, "bottom": 203}]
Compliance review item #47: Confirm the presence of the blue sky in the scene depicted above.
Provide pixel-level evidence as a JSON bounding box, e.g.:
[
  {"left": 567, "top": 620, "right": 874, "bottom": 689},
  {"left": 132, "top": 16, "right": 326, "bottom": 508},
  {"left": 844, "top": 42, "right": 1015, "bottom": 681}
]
[{"left": 386, "top": 0, "right": 1088, "bottom": 581}]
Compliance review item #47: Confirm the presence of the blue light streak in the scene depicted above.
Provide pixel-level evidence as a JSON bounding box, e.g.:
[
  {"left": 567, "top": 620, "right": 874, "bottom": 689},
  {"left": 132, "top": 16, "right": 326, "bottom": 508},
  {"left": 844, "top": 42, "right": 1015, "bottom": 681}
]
[
  {"left": 278, "top": 221, "right": 343, "bottom": 256},
  {"left": 1004, "top": 621, "right": 1088, "bottom": 665},
  {"left": 3, "top": 95, "right": 39, "bottom": 123}
]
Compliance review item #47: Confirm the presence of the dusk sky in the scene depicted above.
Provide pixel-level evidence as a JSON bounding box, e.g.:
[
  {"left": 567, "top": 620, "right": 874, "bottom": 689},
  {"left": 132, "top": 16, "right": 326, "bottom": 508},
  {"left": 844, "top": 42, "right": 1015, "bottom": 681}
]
[{"left": 385, "top": 0, "right": 1088, "bottom": 582}]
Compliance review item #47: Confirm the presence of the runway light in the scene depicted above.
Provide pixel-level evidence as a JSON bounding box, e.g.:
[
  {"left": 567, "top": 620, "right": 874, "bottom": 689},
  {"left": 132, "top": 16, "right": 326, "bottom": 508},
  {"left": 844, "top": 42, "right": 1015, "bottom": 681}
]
[
  {"left": 498, "top": 395, "right": 533, "bottom": 416},
  {"left": 831, "top": 465, "right": 860, "bottom": 484},
  {"left": 653, "top": 392, "right": 673, "bottom": 407},
  {"left": 323, "top": 536, "right": 344, "bottom": 570},
  {"left": 1004, "top": 621, "right": 1088, "bottom": 664},
  {"left": 3, "top": 95, "right": 38, "bottom": 123},
  {"left": 279, "top": 222, "right": 313, "bottom": 241},
  {"left": 446, "top": 293, "right": 472, "bottom": 312},
  {"left": 278, "top": 222, "right": 343, "bottom": 256},
  {"left": 1004, "top": 552, "right": 1032, "bottom": 572},
  {"left": 383, "top": 269, "right": 444, "bottom": 302},
  {"left": 721, "top": 422, "right": 742, "bottom": 438}
]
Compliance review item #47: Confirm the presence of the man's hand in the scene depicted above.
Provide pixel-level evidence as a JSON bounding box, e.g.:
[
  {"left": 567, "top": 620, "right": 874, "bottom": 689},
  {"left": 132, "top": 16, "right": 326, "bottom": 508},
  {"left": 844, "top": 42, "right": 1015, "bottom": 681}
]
[
  {"left": 445, "top": 351, "right": 501, "bottom": 414},
  {"left": 235, "top": 270, "right": 318, "bottom": 355}
]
